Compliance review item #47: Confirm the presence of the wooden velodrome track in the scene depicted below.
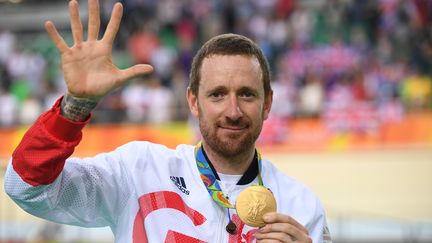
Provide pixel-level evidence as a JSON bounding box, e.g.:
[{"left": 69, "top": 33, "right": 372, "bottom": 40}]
[{"left": 266, "top": 147, "right": 432, "bottom": 221}]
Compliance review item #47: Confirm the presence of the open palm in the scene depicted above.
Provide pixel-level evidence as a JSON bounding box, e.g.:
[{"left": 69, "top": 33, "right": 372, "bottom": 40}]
[{"left": 45, "top": 0, "right": 153, "bottom": 100}]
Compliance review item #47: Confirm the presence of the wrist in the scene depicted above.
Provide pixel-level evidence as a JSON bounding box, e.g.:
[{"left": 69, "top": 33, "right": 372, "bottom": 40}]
[{"left": 60, "top": 93, "right": 98, "bottom": 122}]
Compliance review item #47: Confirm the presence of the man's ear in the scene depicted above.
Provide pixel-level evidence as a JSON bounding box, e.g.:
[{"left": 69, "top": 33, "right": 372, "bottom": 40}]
[
  {"left": 187, "top": 87, "right": 199, "bottom": 117},
  {"left": 263, "top": 89, "right": 273, "bottom": 120}
]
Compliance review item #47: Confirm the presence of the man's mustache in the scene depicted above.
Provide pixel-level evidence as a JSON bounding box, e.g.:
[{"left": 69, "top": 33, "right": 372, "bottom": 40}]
[{"left": 218, "top": 117, "right": 249, "bottom": 127}]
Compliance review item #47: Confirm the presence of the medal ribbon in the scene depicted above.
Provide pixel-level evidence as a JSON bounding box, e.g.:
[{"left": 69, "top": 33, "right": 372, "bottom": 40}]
[{"left": 194, "top": 142, "right": 263, "bottom": 209}]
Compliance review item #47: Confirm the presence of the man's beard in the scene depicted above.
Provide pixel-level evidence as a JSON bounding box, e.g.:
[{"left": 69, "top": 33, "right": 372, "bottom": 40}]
[{"left": 198, "top": 108, "right": 263, "bottom": 158}]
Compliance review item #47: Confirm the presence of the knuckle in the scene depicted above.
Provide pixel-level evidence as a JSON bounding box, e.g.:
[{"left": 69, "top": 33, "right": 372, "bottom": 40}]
[
  {"left": 266, "top": 224, "right": 272, "bottom": 231},
  {"left": 282, "top": 234, "right": 292, "bottom": 242},
  {"left": 282, "top": 224, "right": 291, "bottom": 233}
]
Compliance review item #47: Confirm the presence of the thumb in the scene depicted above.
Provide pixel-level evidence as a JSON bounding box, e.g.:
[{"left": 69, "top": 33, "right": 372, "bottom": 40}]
[{"left": 118, "top": 64, "right": 154, "bottom": 84}]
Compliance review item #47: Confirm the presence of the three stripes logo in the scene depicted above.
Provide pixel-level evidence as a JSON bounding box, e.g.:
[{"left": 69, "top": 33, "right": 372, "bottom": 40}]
[{"left": 170, "top": 176, "right": 190, "bottom": 195}]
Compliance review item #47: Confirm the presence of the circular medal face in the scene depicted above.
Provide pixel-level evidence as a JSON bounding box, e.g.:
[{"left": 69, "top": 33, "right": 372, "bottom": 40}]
[{"left": 235, "top": 185, "right": 277, "bottom": 227}]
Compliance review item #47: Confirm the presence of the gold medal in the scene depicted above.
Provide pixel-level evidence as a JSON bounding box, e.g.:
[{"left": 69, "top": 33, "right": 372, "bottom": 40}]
[{"left": 235, "top": 185, "right": 277, "bottom": 227}]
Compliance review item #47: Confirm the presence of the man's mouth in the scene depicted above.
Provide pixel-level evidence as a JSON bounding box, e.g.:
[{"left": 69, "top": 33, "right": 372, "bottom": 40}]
[
  {"left": 221, "top": 126, "right": 244, "bottom": 130},
  {"left": 219, "top": 124, "right": 248, "bottom": 131}
]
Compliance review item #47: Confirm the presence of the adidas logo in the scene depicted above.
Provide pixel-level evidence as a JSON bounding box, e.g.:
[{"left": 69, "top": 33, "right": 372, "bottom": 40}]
[{"left": 170, "top": 176, "right": 190, "bottom": 195}]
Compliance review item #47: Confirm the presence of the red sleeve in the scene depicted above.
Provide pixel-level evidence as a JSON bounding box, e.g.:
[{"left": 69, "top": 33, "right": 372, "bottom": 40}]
[{"left": 12, "top": 97, "right": 90, "bottom": 186}]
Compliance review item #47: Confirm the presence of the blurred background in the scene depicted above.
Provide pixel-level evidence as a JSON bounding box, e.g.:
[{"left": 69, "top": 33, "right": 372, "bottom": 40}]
[{"left": 0, "top": 0, "right": 431, "bottom": 242}]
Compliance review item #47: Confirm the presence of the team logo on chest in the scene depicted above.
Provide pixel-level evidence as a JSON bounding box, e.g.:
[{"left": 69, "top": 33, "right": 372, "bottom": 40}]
[{"left": 170, "top": 176, "right": 190, "bottom": 195}]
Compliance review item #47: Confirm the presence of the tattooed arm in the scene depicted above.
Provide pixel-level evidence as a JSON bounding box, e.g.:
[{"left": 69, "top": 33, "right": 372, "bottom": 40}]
[{"left": 60, "top": 93, "right": 98, "bottom": 122}]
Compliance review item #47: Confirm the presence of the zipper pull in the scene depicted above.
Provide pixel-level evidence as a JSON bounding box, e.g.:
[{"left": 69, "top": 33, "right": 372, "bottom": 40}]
[{"left": 226, "top": 220, "right": 237, "bottom": 234}]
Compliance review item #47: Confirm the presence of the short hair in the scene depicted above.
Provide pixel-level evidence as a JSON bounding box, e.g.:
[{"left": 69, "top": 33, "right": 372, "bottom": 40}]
[{"left": 189, "top": 33, "right": 271, "bottom": 97}]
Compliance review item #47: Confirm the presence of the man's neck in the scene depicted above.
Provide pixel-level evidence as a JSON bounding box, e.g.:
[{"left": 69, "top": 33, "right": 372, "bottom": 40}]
[{"left": 202, "top": 142, "right": 256, "bottom": 175}]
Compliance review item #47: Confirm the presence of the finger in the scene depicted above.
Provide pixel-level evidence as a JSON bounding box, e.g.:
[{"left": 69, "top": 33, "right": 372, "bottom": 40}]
[
  {"left": 259, "top": 223, "right": 310, "bottom": 243},
  {"left": 69, "top": 0, "right": 84, "bottom": 44},
  {"left": 87, "top": 0, "right": 100, "bottom": 40},
  {"left": 255, "top": 235, "right": 280, "bottom": 243},
  {"left": 255, "top": 231, "right": 293, "bottom": 242},
  {"left": 258, "top": 233, "right": 310, "bottom": 243},
  {"left": 256, "top": 239, "right": 283, "bottom": 243},
  {"left": 44, "top": 21, "right": 69, "bottom": 53},
  {"left": 118, "top": 64, "right": 154, "bottom": 83},
  {"left": 263, "top": 213, "right": 309, "bottom": 235},
  {"left": 102, "top": 2, "right": 123, "bottom": 44}
]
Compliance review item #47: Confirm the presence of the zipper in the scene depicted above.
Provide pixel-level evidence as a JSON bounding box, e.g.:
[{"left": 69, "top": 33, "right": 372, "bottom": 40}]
[{"left": 215, "top": 206, "right": 227, "bottom": 242}]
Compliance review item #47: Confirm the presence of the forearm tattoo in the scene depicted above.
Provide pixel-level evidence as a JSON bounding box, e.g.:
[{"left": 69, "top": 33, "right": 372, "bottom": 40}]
[{"left": 60, "top": 93, "right": 98, "bottom": 122}]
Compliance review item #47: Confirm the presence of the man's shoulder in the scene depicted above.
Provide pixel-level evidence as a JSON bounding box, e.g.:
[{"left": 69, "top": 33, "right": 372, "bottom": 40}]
[
  {"left": 117, "top": 141, "right": 194, "bottom": 153},
  {"left": 113, "top": 141, "right": 195, "bottom": 163},
  {"left": 262, "top": 161, "right": 326, "bottom": 221},
  {"left": 263, "top": 160, "right": 320, "bottom": 201},
  {"left": 261, "top": 160, "right": 295, "bottom": 184}
]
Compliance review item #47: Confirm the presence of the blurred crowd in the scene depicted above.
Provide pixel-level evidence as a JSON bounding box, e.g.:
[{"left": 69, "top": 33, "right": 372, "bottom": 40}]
[{"left": 0, "top": 0, "right": 431, "bottom": 134}]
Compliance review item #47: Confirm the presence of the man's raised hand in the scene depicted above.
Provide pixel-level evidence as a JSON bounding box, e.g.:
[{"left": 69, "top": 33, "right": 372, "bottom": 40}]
[{"left": 44, "top": 0, "right": 153, "bottom": 101}]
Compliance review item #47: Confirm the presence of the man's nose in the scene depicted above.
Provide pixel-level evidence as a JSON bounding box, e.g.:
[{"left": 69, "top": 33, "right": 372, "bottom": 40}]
[{"left": 226, "top": 95, "right": 243, "bottom": 121}]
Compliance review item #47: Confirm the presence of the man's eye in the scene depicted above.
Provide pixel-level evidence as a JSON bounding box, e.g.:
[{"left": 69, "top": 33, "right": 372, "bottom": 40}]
[
  {"left": 241, "top": 92, "right": 256, "bottom": 98},
  {"left": 210, "top": 92, "right": 223, "bottom": 98}
]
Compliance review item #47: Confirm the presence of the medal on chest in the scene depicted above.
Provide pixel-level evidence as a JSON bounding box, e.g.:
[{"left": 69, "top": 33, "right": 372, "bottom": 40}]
[{"left": 194, "top": 142, "right": 277, "bottom": 234}]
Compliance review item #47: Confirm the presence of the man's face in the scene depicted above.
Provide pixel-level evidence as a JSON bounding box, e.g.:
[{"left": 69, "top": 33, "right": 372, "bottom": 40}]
[{"left": 187, "top": 54, "right": 272, "bottom": 157}]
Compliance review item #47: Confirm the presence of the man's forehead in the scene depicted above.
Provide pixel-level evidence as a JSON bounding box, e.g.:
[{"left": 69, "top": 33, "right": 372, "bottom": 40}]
[
  {"left": 199, "top": 55, "right": 261, "bottom": 84},
  {"left": 199, "top": 64, "right": 263, "bottom": 93},
  {"left": 200, "top": 55, "right": 261, "bottom": 78},
  {"left": 201, "top": 54, "right": 260, "bottom": 65}
]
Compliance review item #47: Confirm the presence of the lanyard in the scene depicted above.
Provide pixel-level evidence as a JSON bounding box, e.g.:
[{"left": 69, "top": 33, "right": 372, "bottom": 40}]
[{"left": 194, "top": 142, "right": 263, "bottom": 209}]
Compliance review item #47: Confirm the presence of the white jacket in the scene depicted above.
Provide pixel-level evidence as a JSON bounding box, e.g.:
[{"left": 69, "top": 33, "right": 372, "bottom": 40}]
[{"left": 4, "top": 99, "right": 331, "bottom": 243}]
